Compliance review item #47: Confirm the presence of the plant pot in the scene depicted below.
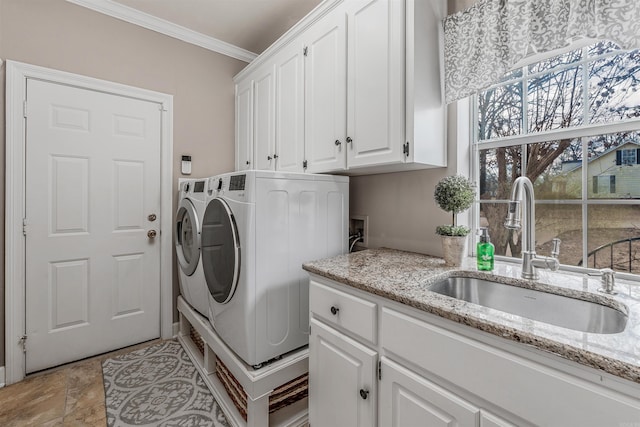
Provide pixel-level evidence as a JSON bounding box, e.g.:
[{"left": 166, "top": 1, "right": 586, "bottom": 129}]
[{"left": 440, "top": 235, "right": 468, "bottom": 267}]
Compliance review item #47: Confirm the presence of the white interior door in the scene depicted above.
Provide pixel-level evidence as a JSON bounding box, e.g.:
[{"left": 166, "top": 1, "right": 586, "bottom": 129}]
[{"left": 24, "top": 79, "right": 162, "bottom": 373}]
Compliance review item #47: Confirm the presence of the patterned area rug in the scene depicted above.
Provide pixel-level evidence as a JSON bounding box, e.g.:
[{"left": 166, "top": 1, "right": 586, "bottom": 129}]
[{"left": 102, "top": 340, "right": 230, "bottom": 427}]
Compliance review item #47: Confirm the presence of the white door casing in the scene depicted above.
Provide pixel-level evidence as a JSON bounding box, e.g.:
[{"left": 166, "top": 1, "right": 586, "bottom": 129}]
[
  {"left": 25, "top": 79, "right": 161, "bottom": 373},
  {"left": 5, "top": 61, "right": 174, "bottom": 383}
]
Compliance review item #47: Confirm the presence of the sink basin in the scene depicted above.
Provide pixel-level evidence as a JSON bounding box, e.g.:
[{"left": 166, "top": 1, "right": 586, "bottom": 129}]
[{"left": 428, "top": 276, "right": 627, "bottom": 334}]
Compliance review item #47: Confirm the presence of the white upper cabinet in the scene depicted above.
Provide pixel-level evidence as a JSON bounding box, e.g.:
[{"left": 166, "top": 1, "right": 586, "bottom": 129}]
[
  {"left": 253, "top": 64, "right": 277, "bottom": 171},
  {"left": 405, "top": 0, "right": 447, "bottom": 169},
  {"left": 304, "top": 6, "right": 347, "bottom": 173},
  {"left": 235, "top": 78, "right": 253, "bottom": 171},
  {"left": 345, "top": 0, "right": 405, "bottom": 170},
  {"left": 274, "top": 41, "right": 306, "bottom": 173},
  {"left": 233, "top": 0, "right": 446, "bottom": 174}
]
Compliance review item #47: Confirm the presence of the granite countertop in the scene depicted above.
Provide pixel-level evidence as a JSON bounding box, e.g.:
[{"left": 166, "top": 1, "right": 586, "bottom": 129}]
[{"left": 303, "top": 248, "right": 640, "bottom": 385}]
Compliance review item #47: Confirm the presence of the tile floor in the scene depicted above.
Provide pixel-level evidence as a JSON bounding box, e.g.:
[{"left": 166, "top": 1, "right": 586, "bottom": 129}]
[{"left": 0, "top": 339, "right": 161, "bottom": 427}]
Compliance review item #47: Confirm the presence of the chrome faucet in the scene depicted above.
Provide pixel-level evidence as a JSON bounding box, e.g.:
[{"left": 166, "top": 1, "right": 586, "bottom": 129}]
[{"left": 504, "top": 176, "right": 561, "bottom": 280}]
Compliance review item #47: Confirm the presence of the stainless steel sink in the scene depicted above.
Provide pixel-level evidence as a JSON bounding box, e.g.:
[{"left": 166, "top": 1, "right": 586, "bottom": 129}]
[{"left": 428, "top": 276, "right": 628, "bottom": 334}]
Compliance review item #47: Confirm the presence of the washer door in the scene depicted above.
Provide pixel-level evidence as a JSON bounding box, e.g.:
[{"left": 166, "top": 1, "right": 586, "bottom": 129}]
[
  {"left": 175, "top": 198, "right": 201, "bottom": 276},
  {"left": 202, "top": 197, "right": 241, "bottom": 304}
]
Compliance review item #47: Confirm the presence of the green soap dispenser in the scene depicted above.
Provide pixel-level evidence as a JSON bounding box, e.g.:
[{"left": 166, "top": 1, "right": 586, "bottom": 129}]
[{"left": 477, "top": 228, "right": 495, "bottom": 271}]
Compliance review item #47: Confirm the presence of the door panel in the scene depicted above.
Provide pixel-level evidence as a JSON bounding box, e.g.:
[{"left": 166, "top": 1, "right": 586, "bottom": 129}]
[
  {"left": 304, "top": 7, "right": 347, "bottom": 173},
  {"left": 347, "top": 0, "right": 405, "bottom": 168},
  {"left": 379, "top": 357, "right": 480, "bottom": 427},
  {"left": 309, "top": 319, "right": 377, "bottom": 427},
  {"left": 254, "top": 65, "right": 277, "bottom": 170},
  {"left": 235, "top": 79, "right": 253, "bottom": 170},
  {"left": 275, "top": 42, "right": 305, "bottom": 172},
  {"left": 25, "top": 79, "right": 161, "bottom": 373}
]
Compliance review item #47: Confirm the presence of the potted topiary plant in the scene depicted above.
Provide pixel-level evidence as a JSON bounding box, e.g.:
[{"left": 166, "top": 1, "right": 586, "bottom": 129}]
[{"left": 434, "top": 175, "right": 474, "bottom": 266}]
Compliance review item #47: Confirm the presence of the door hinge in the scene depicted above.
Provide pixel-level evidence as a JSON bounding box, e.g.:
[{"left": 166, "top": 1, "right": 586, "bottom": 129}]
[
  {"left": 378, "top": 360, "right": 382, "bottom": 380},
  {"left": 23, "top": 100, "right": 27, "bottom": 118},
  {"left": 403, "top": 141, "right": 410, "bottom": 157},
  {"left": 22, "top": 218, "right": 29, "bottom": 236},
  {"left": 303, "top": 46, "right": 308, "bottom": 56},
  {"left": 19, "top": 334, "right": 27, "bottom": 353},
  {"left": 303, "top": 160, "right": 308, "bottom": 170}
]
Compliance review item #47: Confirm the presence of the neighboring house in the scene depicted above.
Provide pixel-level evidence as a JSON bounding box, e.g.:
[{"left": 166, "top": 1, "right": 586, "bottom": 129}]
[{"left": 554, "top": 141, "right": 640, "bottom": 199}]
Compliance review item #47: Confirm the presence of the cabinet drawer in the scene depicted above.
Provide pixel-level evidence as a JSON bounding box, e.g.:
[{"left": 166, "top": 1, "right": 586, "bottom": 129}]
[{"left": 310, "top": 279, "right": 377, "bottom": 344}]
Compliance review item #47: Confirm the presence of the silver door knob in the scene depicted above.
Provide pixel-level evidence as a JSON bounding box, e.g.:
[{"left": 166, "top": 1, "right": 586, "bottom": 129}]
[{"left": 147, "top": 230, "right": 157, "bottom": 239}]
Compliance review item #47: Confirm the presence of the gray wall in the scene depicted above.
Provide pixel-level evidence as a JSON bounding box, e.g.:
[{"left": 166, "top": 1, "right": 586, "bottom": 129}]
[{"left": 0, "top": 0, "right": 247, "bottom": 366}]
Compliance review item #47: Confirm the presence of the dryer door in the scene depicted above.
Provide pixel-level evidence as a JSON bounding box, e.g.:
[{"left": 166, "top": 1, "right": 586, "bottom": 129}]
[
  {"left": 175, "top": 198, "right": 201, "bottom": 276},
  {"left": 202, "top": 197, "right": 241, "bottom": 304}
]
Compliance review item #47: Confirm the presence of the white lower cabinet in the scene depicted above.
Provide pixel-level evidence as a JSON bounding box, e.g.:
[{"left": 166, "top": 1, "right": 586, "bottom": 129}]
[
  {"left": 309, "top": 318, "right": 377, "bottom": 427},
  {"left": 379, "top": 357, "right": 478, "bottom": 427},
  {"left": 308, "top": 275, "right": 640, "bottom": 427},
  {"left": 480, "top": 410, "right": 518, "bottom": 427}
]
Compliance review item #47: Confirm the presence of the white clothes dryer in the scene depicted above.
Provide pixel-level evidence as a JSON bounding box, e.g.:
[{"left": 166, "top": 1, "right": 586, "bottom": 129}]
[
  {"left": 175, "top": 177, "right": 211, "bottom": 318},
  {"left": 202, "top": 170, "right": 349, "bottom": 368}
]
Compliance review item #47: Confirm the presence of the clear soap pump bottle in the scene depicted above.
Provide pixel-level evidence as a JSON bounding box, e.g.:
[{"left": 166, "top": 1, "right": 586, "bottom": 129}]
[{"left": 477, "top": 228, "right": 495, "bottom": 271}]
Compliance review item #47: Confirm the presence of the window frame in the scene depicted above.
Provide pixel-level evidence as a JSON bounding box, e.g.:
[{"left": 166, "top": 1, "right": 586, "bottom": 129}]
[{"left": 470, "top": 43, "right": 640, "bottom": 281}]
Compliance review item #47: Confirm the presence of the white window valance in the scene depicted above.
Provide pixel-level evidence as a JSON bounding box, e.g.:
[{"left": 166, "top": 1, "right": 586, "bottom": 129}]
[{"left": 443, "top": 0, "right": 640, "bottom": 104}]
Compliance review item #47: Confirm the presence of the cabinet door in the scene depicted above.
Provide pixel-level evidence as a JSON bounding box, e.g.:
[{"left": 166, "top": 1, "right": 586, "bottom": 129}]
[
  {"left": 235, "top": 78, "right": 253, "bottom": 171},
  {"left": 346, "top": 0, "right": 405, "bottom": 169},
  {"left": 379, "top": 357, "right": 479, "bottom": 427},
  {"left": 274, "top": 41, "right": 305, "bottom": 173},
  {"left": 304, "top": 6, "right": 347, "bottom": 173},
  {"left": 309, "top": 318, "right": 377, "bottom": 427},
  {"left": 480, "top": 410, "right": 518, "bottom": 427},
  {"left": 253, "top": 64, "right": 276, "bottom": 171}
]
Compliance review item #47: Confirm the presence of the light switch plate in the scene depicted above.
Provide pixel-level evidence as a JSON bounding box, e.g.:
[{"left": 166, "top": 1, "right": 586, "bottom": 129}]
[{"left": 181, "top": 155, "right": 192, "bottom": 175}]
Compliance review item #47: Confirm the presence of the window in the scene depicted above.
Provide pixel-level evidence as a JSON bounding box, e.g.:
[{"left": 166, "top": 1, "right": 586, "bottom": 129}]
[
  {"left": 593, "top": 175, "right": 616, "bottom": 194},
  {"left": 619, "top": 149, "right": 638, "bottom": 165},
  {"left": 474, "top": 41, "right": 640, "bottom": 274}
]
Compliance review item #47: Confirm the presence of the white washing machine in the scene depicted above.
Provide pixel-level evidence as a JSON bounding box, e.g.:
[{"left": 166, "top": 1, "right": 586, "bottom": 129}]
[
  {"left": 175, "top": 177, "right": 211, "bottom": 318},
  {"left": 202, "top": 170, "right": 349, "bottom": 368}
]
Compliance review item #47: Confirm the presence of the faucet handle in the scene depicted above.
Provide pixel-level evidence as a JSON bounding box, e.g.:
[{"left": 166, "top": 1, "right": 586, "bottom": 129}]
[
  {"left": 551, "top": 238, "right": 561, "bottom": 258},
  {"left": 588, "top": 268, "right": 617, "bottom": 295}
]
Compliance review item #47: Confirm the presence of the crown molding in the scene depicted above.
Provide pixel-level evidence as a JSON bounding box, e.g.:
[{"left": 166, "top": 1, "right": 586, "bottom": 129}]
[{"left": 65, "top": 0, "right": 257, "bottom": 63}]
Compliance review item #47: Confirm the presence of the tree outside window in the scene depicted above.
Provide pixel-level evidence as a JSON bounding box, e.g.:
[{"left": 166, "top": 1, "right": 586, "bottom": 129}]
[{"left": 475, "top": 41, "right": 640, "bottom": 274}]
